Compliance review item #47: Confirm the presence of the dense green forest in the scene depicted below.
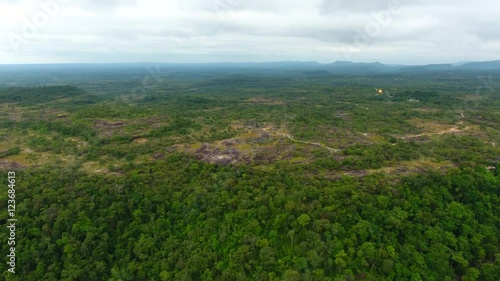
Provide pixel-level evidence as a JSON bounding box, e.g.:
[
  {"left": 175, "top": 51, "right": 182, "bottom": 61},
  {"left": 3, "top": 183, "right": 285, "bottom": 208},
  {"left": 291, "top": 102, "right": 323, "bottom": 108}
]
[{"left": 0, "top": 69, "right": 499, "bottom": 280}]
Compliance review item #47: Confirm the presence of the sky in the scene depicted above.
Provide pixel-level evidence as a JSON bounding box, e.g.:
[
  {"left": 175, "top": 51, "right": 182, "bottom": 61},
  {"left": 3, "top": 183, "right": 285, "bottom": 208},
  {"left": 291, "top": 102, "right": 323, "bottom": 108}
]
[{"left": 0, "top": 0, "right": 499, "bottom": 65}]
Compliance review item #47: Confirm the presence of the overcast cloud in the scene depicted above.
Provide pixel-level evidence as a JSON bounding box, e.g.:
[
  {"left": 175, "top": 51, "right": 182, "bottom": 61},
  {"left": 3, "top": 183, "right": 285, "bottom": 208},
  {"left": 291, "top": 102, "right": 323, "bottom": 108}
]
[{"left": 0, "top": 0, "right": 499, "bottom": 64}]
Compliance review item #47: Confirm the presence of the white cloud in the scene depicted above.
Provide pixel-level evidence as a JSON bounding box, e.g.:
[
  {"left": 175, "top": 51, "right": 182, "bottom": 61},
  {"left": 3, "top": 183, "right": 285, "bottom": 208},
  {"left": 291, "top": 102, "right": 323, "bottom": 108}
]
[{"left": 0, "top": 0, "right": 499, "bottom": 64}]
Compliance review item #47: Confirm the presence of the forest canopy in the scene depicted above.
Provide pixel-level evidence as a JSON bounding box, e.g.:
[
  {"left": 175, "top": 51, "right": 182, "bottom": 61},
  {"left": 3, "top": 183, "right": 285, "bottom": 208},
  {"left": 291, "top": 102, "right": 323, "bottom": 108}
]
[{"left": 0, "top": 69, "right": 499, "bottom": 280}]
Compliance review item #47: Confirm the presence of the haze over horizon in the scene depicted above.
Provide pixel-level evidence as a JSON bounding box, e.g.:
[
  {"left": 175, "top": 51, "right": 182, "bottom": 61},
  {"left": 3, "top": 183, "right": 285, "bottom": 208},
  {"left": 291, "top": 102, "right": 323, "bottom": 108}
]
[{"left": 1, "top": 0, "right": 499, "bottom": 65}]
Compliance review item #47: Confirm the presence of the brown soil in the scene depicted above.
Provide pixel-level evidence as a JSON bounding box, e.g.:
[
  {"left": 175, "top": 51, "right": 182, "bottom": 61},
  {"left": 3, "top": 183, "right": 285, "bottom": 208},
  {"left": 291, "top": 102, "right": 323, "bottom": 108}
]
[{"left": 0, "top": 161, "right": 25, "bottom": 170}]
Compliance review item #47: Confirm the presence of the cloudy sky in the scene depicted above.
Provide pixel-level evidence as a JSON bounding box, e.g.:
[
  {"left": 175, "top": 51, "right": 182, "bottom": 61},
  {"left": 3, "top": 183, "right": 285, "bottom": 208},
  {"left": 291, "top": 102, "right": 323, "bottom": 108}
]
[{"left": 0, "top": 0, "right": 499, "bottom": 64}]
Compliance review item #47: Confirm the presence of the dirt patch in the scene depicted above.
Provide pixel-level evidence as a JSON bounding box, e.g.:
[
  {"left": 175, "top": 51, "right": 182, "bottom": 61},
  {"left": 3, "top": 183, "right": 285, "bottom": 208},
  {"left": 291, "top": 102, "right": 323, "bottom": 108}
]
[
  {"left": 403, "top": 119, "right": 471, "bottom": 140},
  {"left": 94, "top": 120, "right": 127, "bottom": 137},
  {"left": 195, "top": 143, "right": 249, "bottom": 165},
  {"left": 336, "top": 112, "right": 351, "bottom": 120},
  {"left": 133, "top": 138, "right": 148, "bottom": 144},
  {"left": 185, "top": 122, "right": 342, "bottom": 165},
  {"left": 343, "top": 170, "right": 369, "bottom": 177},
  {"left": 414, "top": 108, "right": 440, "bottom": 113},
  {"left": 401, "top": 135, "right": 432, "bottom": 143},
  {"left": 152, "top": 153, "right": 164, "bottom": 159},
  {"left": 221, "top": 138, "right": 242, "bottom": 146},
  {"left": 243, "top": 97, "right": 284, "bottom": 105},
  {"left": 135, "top": 116, "right": 164, "bottom": 127},
  {"left": 67, "top": 138, "right": 88, "bottom": 148},
  {"left": 0, "top": 161, "right": 25, "bottom": 170},
  {"left": 94, "top": 120, "right": 126, "bottom": 129}
]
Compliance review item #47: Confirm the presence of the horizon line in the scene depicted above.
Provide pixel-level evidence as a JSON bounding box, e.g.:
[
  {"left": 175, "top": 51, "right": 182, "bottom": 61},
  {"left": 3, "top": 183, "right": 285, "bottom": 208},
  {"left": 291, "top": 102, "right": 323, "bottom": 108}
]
[{"left": 0, "top": 59, "right": 499, "bottom": 67}]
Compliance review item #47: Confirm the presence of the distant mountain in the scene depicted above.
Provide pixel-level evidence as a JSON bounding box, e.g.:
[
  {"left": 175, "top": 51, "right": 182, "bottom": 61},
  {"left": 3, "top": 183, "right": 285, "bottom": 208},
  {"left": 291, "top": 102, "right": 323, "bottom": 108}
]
[
  {"left": 398, "top": 64, "right": 455, "bottom": 73},
  {"left": 1, "top": 60, "right": 500, "bottom": 83},
  {"left": 319, "top": 61, "right": 393, "bottom": 74},
  {"left": 458, "top": 60, "right": 500, "bottom": 70},
  {"left": 451, "top": 61, "right": 472, "bottom": 66}
]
